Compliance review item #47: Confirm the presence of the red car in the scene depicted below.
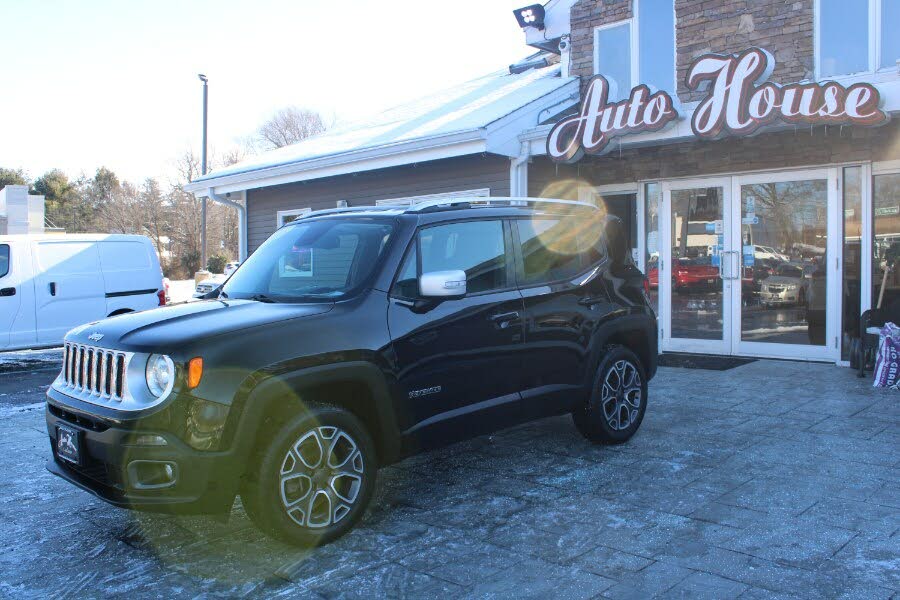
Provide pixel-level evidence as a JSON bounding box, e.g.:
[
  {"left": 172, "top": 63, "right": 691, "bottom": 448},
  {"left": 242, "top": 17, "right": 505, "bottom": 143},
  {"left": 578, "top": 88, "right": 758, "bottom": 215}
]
[{"left": 647, "top": 258, "right": 721, "bottom": 292}]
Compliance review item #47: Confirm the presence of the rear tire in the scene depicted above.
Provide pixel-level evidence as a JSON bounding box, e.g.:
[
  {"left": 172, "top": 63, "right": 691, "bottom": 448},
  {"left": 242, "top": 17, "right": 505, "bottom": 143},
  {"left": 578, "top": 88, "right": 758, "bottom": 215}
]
[
  {"left": 573, "top": 346, "right": 648, "bottom": 444},
  {"left": 240, "top": 404, "right": 377, "bottom": 547}
]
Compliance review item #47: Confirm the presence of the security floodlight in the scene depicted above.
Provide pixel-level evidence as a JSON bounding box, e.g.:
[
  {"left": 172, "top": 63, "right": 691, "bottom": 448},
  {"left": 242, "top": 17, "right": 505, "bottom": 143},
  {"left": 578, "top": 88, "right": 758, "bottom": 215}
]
[
  {"left": 198, "top": 73, "right": 208, "bottom": 83},
  {"left": 513, "top": 4, "right": 545, "bottom": 30}
]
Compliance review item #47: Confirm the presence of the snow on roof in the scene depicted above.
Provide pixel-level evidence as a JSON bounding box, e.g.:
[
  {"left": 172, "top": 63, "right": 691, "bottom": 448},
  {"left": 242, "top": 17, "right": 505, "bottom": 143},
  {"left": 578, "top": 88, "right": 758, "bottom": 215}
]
[{"left": 194, "top": 64, "right": 568, "bottom": 182}]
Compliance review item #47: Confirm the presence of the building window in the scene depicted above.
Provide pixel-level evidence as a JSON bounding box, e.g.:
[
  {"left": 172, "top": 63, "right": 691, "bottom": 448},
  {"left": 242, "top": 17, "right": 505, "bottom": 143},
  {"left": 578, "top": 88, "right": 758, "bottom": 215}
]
[
  {"left": 594, "top": 1, "right": 676, "bottom": 101},
  {"left": 594, "top": 21, "right": 634, "bottom": 101},
  {"left": 873, "top": 172, "right": 900, "bottom": 308},
  {"left": 276, "top": 208, "right": 311, "bottom": 227},
  {"left": 817, "top": 0, "right": 899, "bottom": 77},
  {"left": 373, "top": 188, "right": 490, "bottom": 206},
  {"left": 638, "top": 0, "right": 675, "bottom": 95}
]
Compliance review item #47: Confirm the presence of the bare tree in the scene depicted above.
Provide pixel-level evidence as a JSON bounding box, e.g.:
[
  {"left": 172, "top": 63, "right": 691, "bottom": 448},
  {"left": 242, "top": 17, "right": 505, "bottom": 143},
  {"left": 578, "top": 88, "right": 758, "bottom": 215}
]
[{"left": 257, "top": 106, "right": 326, "bottom": 150}]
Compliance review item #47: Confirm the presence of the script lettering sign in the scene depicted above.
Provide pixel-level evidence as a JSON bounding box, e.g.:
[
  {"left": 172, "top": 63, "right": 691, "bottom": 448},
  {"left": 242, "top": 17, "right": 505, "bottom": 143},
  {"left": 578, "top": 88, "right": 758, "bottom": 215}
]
[
  {"left": 547, "top": 76, "right": 677, "bottom": 162},
  {"left": 687, "top": 47, "right": 888, "bottom": 138},
  {"left": 547, "top": 46, "right": 889, "bottom": 163}
]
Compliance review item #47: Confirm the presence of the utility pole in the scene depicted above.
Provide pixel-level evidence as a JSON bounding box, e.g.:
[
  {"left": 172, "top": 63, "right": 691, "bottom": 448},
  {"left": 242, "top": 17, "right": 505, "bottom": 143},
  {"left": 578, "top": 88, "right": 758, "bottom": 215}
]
[{"left": 198, "top": 73, "right": 209, "bottom": 272}]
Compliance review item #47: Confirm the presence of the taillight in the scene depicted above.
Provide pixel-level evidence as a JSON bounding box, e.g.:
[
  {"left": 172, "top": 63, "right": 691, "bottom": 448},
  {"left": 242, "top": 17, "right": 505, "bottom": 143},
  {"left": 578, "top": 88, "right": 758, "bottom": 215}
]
[{"left": 157, "top": 289, "right": 167, "bottom": 306}]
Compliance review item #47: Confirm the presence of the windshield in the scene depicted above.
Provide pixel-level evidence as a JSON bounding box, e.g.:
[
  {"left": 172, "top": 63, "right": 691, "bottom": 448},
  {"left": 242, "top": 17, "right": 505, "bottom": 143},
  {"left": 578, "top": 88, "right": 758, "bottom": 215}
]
[
  {"left": 776, "top": 265, "right": 803, "bottom": 278},
  {"left": 223, "top": 218, "right": 395, "bottom": 302}
]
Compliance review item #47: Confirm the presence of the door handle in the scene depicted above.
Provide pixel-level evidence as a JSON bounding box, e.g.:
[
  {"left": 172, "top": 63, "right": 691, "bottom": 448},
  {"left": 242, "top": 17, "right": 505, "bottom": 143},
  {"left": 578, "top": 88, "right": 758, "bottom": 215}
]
[
  {"left": 578, "top": 296, "right": 606, "bottom": 306},
  {"left": 490, "top": 311, "right": 520, "bottom": 326},
  {"left": 0, "top": 287, "right": 15, "bottom": 297},
  {"left": 49, "top": 282, "right": 57, "bottom": 296}
]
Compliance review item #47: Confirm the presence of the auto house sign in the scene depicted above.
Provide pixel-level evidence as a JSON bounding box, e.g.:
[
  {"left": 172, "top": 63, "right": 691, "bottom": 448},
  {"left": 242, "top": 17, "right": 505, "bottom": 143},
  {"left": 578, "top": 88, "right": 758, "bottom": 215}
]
[{"left": 547, "top": 47, "right": 890, "bottom": 162}]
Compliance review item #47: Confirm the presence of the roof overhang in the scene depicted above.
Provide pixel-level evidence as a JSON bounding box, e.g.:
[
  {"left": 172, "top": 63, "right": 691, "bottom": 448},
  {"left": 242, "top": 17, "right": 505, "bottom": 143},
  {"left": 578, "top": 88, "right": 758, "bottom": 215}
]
[{"left": 186, "top": 74, "right": 579, "bottom": 197}]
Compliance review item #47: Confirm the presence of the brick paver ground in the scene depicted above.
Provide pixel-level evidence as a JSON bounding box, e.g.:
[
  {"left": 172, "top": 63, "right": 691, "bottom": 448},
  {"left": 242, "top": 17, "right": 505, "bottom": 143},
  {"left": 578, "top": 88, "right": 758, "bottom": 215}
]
[{"left": 0, "top": 359, "right": 897, "bottom": 598}]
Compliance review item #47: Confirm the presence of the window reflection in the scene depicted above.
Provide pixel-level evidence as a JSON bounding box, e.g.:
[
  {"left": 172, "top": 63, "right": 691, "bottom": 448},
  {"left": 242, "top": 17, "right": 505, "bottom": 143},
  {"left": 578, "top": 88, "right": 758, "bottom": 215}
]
[
  {"left": 670, "top": 187, "right": 724, "bottom": 340},
  {"left": 645, "top": 183, "right": 660, "bottom": 315},
  {"left": 873, "top": 173, "right": 900, "bottom": 308},
  {"left": 842, "top": 167, "right": 862, "bottom": 360},
  {"left": 740, "top": 180, "right": 828, "bottom": 346}
]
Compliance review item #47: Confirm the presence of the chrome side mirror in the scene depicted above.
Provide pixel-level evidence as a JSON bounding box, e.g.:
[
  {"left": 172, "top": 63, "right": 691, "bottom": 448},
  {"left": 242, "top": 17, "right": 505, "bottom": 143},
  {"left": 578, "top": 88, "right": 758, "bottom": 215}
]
[{"left": 419, "top": 270, "right": 466, "bottom": 298}]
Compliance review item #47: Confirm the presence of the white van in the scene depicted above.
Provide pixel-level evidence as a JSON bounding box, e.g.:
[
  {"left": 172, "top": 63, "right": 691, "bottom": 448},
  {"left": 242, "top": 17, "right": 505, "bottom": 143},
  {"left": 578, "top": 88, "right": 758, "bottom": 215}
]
[{"left": 0, "top": 234, "right": 165, "bottom": 351}]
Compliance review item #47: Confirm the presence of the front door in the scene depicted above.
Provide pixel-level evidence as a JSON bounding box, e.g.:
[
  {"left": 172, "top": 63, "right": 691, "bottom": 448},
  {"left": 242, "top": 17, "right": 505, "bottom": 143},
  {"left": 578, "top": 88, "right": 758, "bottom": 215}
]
[
  {"left": 660, "top": 178, "right": 733, "bottom": 354},
  {"left": 387, "top": 219, "right": 525, "bottom": 449},
  {"left": 659, "top": 171, "right": 840, "bottom": 361},
  {"left": 731, "top": 169, "right": 839, "bottom": 361}
]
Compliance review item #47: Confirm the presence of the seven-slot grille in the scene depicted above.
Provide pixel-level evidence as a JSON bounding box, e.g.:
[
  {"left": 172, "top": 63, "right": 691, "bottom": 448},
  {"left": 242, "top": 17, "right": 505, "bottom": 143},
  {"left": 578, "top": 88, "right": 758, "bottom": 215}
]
[{"left": 62, "top": 343, "right": 127, "bottom": 400}]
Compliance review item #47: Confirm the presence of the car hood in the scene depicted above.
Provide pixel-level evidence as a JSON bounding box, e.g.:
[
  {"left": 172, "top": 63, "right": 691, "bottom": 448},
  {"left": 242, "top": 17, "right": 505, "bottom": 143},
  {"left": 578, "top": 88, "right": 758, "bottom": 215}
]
[
  {"left": 764, "top": 275, "right": 802, "bottom": 286},
  {"left": 66, "top": 299, "right": 334, "bottom": 352}
]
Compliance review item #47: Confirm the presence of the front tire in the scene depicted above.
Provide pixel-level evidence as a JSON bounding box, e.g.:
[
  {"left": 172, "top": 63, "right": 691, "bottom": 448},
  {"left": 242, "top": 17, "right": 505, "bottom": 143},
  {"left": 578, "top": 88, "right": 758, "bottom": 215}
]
[
  {"left": 573, "top": 346, "right": 647, "bottom": 444},
  {"left": 241, "top": 404, "right": 377, "bottom": 547}
]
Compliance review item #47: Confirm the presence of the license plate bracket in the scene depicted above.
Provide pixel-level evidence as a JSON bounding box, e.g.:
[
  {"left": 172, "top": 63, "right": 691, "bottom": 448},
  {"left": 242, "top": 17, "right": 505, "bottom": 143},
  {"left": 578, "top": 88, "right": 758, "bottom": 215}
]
[{"left": 56, "top": 425, "right": 81, "bottom": 465}]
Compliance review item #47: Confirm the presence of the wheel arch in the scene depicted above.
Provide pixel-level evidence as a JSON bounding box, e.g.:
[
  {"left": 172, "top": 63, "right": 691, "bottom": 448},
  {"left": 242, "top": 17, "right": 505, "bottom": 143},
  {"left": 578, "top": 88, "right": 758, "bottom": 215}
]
[
  {"left": 232, "top": 362, "right": 402, "bottom": 479},
  {"left": 592, "top": 314, "right": 658, "bottom": 381}
]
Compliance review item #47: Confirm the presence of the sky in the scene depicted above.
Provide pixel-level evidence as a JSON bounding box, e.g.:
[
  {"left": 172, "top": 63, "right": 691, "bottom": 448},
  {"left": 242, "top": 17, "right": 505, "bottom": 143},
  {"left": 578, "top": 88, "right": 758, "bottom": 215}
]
[{"left": 0, "top": 0, "right": 530, "bottom": 184}]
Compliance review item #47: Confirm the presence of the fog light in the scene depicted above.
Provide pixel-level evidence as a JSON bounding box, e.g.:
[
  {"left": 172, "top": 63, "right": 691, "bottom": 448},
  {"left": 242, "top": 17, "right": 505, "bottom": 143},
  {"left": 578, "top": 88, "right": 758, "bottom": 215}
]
[
  {"left": 128, "top": 460, "right": 178, "bottom": 490},
  {"left": 133, "top": 434, "right": 168, "bottom": 446}
]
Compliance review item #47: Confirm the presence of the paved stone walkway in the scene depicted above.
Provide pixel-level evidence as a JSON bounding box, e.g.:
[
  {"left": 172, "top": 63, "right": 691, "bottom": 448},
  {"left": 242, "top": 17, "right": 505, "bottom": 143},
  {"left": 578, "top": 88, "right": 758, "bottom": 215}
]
[{"left": 0, "top": 359, "right": 897, "bottom": 598}]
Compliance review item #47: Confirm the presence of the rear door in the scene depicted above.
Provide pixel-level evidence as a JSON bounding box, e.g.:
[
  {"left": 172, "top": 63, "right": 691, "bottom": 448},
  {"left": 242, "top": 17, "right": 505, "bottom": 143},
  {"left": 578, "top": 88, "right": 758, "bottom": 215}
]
[
  {"left": 34, "top": 240, "right": 106, "bottom": 344},
  {"left": 0, "top": 242, "right": 19, "bottom": 349},
  {"left": 98, "top": 238, "right": 161, "bottom": 312},
  {"left": 513, "top": 214, "right": 612, "bottom": 412},
  {"left": 387, "top": 219, "right": 526, "bottom": 448}
]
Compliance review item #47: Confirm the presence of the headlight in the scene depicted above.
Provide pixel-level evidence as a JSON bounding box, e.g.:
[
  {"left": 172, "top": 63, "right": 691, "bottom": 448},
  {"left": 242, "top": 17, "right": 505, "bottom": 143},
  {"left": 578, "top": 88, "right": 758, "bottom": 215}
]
[{"left": 146, "top": 354, "right": 175, "bottom": 398}]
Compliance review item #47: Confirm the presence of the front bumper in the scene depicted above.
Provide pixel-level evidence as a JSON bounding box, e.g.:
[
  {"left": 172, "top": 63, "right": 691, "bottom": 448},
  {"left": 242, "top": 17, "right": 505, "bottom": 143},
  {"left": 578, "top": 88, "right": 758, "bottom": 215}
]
[
  {"left": 45, "top": 389, "right": 240, "bottom": 514},
  {"left": 760, "top": 289, "right": 799, "bottom": 304}
]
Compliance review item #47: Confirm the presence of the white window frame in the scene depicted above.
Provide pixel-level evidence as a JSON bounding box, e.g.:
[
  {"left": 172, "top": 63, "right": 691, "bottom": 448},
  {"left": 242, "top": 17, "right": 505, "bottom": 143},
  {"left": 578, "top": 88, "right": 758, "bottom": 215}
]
[
  {"left": 592, "top": 0, "right": 678, "bottom": 96},
  {"left": 815, "top": 0, "right": 894, "bottom": 80},
  {"left": 276, "top": 207, "right": 311, "bottom": 227},
  {"left": 372, "top": 188, "right": 490, "bottom": 206}
]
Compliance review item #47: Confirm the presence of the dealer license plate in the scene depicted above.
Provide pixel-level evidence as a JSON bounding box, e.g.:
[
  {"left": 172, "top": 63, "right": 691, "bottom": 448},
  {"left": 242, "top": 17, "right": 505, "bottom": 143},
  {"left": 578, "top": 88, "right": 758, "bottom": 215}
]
[
  {"left": 707, "top": 279, "right": 714, "bottom": 284},
  {"left": 56, "top": 425, "right": 81, "bottom": 464}
]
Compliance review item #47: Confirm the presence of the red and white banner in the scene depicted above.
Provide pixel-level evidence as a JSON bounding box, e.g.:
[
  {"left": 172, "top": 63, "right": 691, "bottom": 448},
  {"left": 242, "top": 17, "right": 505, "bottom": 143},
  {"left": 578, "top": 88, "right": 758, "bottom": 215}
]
[{"left": 547, "top": 46, "right": 889, "bottom": 163}]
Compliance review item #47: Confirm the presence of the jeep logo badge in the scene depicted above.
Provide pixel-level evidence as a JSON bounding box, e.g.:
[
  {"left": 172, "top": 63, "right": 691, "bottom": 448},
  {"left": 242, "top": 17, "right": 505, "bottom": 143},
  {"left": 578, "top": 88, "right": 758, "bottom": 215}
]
[{"left": 88, "top": 333, "right": 104, "bottom": 342}]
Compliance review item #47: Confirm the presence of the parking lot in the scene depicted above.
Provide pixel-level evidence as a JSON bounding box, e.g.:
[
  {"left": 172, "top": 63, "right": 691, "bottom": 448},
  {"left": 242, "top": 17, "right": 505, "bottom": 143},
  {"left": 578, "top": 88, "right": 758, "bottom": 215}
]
[{"left": 0, "top": 355, "right": 897, "bottom": 599}]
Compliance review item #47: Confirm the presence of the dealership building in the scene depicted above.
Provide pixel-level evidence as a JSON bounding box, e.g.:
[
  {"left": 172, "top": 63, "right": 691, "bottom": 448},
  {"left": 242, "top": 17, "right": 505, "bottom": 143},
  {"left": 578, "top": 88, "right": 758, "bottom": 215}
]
[{"left": 186, "top": 0, "right": 900, "bottom": 366}]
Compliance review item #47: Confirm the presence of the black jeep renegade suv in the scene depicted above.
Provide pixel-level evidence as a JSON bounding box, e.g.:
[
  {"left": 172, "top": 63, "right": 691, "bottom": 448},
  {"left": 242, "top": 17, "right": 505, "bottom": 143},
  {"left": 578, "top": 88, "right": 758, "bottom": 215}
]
[{"left": 46, "top": 197, "right": 657, "bottom": 546}]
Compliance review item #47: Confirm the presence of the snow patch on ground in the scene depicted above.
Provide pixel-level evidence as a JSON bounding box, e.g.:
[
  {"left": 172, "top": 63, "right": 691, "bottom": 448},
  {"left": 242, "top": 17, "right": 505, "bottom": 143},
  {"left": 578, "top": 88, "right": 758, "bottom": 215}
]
[
  {"left": 0, "top": 402, "right": 45, "bottom": 417},
  {"left": 0, "top": 348, "right": 63, "bottom": 373}
]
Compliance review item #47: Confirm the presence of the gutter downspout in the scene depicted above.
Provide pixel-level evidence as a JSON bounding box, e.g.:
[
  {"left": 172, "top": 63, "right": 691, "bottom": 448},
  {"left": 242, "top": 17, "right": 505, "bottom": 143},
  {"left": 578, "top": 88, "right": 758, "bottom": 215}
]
[
  {"left": 206, "top": 188, "right": 248, "bottom": 261},
  {"left": 510, "top": 141, "right": 531, "bottom": 197}
]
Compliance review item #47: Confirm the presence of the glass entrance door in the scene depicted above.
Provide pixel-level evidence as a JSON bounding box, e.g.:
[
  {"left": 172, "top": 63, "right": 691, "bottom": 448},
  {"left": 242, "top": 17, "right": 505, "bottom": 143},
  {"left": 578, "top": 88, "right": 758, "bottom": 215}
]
[
  {"left": 659, "top": 170, "right": 840, "bottom": 361},
  {"left": 731, "top": 169, "right": 839, "bottom": 361},
  {"left": 660, "top": 178, "right": 733, "bottom": 354}
]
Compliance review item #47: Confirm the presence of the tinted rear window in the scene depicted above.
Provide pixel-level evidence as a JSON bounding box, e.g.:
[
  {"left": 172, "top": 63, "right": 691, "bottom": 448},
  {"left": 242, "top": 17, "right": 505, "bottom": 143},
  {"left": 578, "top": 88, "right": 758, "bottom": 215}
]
[{"left": 516, "top": 215, "right": 605, "bottom": 285}]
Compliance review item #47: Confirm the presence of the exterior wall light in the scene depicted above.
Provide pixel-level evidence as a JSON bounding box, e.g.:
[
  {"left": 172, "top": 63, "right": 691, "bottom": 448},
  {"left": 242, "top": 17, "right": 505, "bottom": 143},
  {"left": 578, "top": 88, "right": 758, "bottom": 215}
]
[{"left": 513, "top": 4, "right": 545, "bottom": 30}]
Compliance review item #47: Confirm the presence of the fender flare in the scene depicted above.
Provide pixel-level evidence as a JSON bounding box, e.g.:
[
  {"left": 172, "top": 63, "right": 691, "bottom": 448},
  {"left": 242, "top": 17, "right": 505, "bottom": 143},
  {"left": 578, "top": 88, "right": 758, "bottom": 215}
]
[{"left": 225, "top": 361, "right": 403, "bottom": 471}]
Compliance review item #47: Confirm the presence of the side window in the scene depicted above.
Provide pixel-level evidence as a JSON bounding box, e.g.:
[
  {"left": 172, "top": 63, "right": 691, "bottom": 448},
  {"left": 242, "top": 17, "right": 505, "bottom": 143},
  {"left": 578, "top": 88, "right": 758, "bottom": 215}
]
[
  {"left": 393, "top": 244, "right": 419, "bottom": 299},
  {"left": 516, "top": 216, "right": 606, "bottom": 285},
  {"left": 0, "top": 245, "right": 9, "bottom": 278},
  {"left": 420, "top": 220, "right": 508, "bottom": 294}
]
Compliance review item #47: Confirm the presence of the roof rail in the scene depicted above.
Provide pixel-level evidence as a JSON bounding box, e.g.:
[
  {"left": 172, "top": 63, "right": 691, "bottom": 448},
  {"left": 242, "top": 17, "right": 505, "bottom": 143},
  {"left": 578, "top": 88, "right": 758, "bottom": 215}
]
[
  {"left": 290, "top": 205, "right": 398, "bottom": 222},
  {"left": 405, "top": 196, "right": 596, "bottom": 213}
]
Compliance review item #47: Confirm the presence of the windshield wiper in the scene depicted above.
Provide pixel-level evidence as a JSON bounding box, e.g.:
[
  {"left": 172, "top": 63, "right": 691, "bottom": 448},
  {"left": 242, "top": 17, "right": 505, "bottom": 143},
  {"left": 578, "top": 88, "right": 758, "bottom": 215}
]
[{"left": 249, "top": 293, "right": 277, "bottom": 303}]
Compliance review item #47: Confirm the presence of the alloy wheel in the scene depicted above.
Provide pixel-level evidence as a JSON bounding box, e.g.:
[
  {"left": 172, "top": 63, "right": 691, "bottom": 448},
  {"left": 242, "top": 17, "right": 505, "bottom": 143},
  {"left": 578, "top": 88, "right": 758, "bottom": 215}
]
[
  {"left": 279, "top": 426, "right": 365, "bottom": 528},
  {"left": 600, "top": 360, "right": 642, "bottom": 431}
]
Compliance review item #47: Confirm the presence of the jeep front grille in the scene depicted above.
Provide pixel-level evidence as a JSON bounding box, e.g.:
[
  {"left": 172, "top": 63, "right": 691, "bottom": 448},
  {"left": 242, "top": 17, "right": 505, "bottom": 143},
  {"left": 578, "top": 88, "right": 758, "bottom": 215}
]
[{"left": 61, "top": 343, "right": 129, "bottom": 400}]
